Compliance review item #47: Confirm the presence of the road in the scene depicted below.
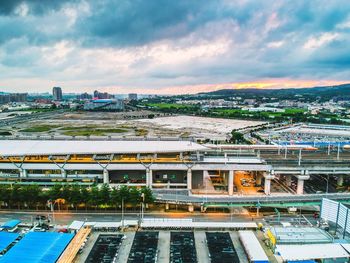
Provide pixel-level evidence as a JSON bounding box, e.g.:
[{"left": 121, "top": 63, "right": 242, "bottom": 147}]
[
  {"left": 0, "top": 210, "right": 255, "bottom": 225},
  {"left": 0, "top": 210, "right": 318, "bottom": 228},
  {"left": 0, "top": 109, "right": 68, "bottom": 128}
]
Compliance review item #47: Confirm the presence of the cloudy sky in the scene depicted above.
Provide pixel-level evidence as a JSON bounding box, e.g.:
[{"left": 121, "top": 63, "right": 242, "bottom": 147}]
[{"left": 0, "top": 0, "right": 350, "bottom": 94}]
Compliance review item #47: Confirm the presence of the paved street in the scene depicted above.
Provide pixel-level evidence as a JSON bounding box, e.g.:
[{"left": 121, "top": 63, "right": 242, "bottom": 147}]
[
  {"left": 0, "top": 209, "right": 318, "bottom": 227},
  {"left": 0, "top": 210, "right": 256, "bottom": 225}
]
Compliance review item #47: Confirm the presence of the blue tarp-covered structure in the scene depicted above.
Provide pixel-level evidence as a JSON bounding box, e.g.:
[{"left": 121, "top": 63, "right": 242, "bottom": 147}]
[
  {"left": 1, "top": 219, "right": 21, "bottom": 229},
  {"left": 0, "top": 232, "right": 19, "bottom": 252},
  {"left": 0, "top": 232, "right": 74, "bottom": 263}
]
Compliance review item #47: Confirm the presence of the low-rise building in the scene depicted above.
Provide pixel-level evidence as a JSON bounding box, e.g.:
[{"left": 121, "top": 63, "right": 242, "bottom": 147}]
[{"left": 83, "top": 99, "right": 124, "bottom": 111}]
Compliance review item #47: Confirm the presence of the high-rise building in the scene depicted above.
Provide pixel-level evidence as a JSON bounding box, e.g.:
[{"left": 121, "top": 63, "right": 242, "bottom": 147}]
[
  {"left": 52, "top": 87, "right": 63, "bottom": 101},
  {"left": 0, "top": 93, "right": 27, "bottom": 104},
  {"left": 77, "top": 92, "right": 92, "bottom": 100},
  {"left": 93, "top": 90, "right": 114, "bottom": 99},
  {"left": 128, "top": 93, "right": 138, "bottom": 100}
]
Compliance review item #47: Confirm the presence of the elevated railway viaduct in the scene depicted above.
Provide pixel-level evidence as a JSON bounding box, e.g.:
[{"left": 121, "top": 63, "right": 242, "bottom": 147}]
[{"left": 0, "top": 140, "right": 350, "bottom": 209}]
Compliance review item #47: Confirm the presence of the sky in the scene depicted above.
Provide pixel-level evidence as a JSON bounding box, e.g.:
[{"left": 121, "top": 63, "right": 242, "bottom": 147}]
[{"left": 0, "top": 0, "right": 350, "bottom": 95}]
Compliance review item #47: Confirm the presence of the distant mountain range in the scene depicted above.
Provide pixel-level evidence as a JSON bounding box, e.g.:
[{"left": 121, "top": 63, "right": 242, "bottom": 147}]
[{"left": 198, "top": 83, "right": 350, "bottom": 99}]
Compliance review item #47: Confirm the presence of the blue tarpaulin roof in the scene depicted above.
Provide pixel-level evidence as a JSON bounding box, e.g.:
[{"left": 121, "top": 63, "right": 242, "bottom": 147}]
[
  {"left": 0, "top": 232, "right": 74, "bottom": 263},
  {"left": 0, "top": 232, "right": 19, "bottom": 252},
  {"left": 1, "top": 219, "right": 21, "bottom": 229}
]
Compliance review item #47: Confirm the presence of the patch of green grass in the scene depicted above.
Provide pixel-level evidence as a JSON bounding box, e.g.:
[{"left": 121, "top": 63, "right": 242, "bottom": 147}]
[
  {"left": 19, "top": 125, "right": 60, "bottom": 132},
  {"left": 60, "top": 125, "right": 100, "bottom": 131},
  {"left": 147, "top": 103, "right": 196, "bottom": 109},
  {"left": 62, "top": 128, "right": 128, "bottom": 137},
  {"left": 284, "top": 108, "right": 306, "bottom": 114},
  {"left": 135, "top": 128, "right": 148, "bottom": 136}
]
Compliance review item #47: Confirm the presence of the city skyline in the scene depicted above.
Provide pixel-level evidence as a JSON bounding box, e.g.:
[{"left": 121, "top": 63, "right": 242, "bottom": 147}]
[{"left": 1, "top": 0, "right": 350, "bottom": 94}]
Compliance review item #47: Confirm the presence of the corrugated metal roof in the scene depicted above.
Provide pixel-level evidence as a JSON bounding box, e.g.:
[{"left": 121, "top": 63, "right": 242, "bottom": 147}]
[
  {"left": 0, "top": 232, "right": 19, "bottom": 252},
  {"left": 0, "top": 140, "right": 207, "bottom": 156},
  {"left": 0, "top": 232, "right": 74, "bottom": 263},
  {"left": 1, "top": 219, "right": 21, "bottom": 229}
]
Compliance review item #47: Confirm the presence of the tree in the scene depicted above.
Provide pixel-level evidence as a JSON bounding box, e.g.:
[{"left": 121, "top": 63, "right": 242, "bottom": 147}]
[
  {"left": 0, "top": 185, "right": 11, "bottom": 208},
  {"left": 21, "top": 185, "right": 40, "bottom": 209},
  {"left": 118, "top": 185, "right": 129, "bottom": 204},
  {"left": 80, "top": 187, "right": 90, "bottom": 210},
  {"left": 98, "top": 184, "right": 111, "bottom": 207},
  {"left": 110, "top": 187, "right": 120, "bottom": 209},
  {"left": 47, "top": 184, "right": 62, "bottom": 201},
  {"left": 68, "top": 185, "right": 83, "bottom": 210},
  {"left": 11, "top": 184, "right": 22, "bottom": 209},
  {"left": 230, "top": 131, "right": 245, "bottom": 144},
  {"left": 88, "top": 186, "right": 99, "bottom": 209},
  {"left": 129, "top": 187, "right": 141, "bottom": 208},
  {"left": 141, "top": 187, "right": 155, "bottom": 204}
]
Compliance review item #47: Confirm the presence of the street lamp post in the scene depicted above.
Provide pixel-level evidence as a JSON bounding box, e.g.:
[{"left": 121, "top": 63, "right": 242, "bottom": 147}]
[
  {"left": 121, "top": 197, "right": 124, "bottom": 228},
  {"left": 141, "top": 193, "right": 145, "bottom": 223}
]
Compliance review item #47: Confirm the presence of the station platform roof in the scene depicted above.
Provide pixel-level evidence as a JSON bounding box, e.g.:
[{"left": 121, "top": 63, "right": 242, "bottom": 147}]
[
  {"left": 0, "top": 232, "right": 74, "bottom": 263},
  {"left": 0, "top": 140, "right": 207, "bottom": 156},
  {"left": 0, "top": 232, "right": 19, "bottom": 252}
]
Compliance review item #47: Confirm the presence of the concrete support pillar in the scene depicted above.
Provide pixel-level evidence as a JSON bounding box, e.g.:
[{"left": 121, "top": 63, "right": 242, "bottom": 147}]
[
  {"left": 263, "top": 172, "right": 275, "bottom": 195},
  {"left": 19, "top": 169, "right": 27, "bottom": 178},
  {"left": 285, "top": 175, "right": 292, "bottom": 187},
  {"left": 228, "top": 170, "right": 234, "bottom": 196},
  {"left": 297, "top": 178, "right": 304, "bottom": 195},
  {"left": 146, "top": 168, "right": 153, "bottom": 188},
  {"left": 103, "top": 169, "right": 109, "bottom": 184},
  {"left": 188, "top": 205, "right": 194, "bottom": 212},
  {"left": 203, "top": 170, "right": 209, "bottom": 184},
  {"left": 187, "top": 169, "right": 192, "bottom": 190},
  {"left": 337, "top": 175, "right": 344, "bottom": 187},
  {"left": 61, "top": 169, "right": 67, "bottom": 178},
  {"left": 256, "top": 172, "right": 262, "bottom": 186},
  {"left": 264, "top": 178, "right": 271, "bottom": 195},
  {"left": 296, "top": 171, "right": 309, "bottom": 195}
]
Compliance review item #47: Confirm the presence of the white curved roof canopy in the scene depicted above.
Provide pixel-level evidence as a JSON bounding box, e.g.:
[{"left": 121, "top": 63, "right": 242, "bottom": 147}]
[{"left": 0, "top": 140, "right": 208, "bottom": 156}]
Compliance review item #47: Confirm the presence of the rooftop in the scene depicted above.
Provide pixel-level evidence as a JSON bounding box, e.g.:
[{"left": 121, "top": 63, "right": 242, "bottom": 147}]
[
  {"left": 0, "top": 232, "right": 74, "bottom": 263},
  {"left": 275, "top": 243, "right": 349, "bottom": 261},
  {"left": 271, "top": 227, "right": 333, "bottom": 245},
  {"left": 0, "top": 140, "right": 207, "bottom": 156}
]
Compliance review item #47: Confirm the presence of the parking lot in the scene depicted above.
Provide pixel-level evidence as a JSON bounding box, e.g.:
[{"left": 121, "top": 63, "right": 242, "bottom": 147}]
[
  {"left": 170, "top": 232, "right": 197, "bottom": 263},
  {"left": 127, "top": 231, "right": 159, "bottom": 263},
  {"left": 206, "top": 232, "right": 240, "bottom": 263},
  {"left": 85, "top": 234, "right": 124, "bottom": 263},
  {"left": 75, "top": 230, "right": 249, "bottom": 263}
]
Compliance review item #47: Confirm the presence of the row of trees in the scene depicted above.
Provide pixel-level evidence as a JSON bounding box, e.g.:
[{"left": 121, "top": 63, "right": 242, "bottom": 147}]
[{"left": 0, "top": 184, "right": 154, "bottom": 211}]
